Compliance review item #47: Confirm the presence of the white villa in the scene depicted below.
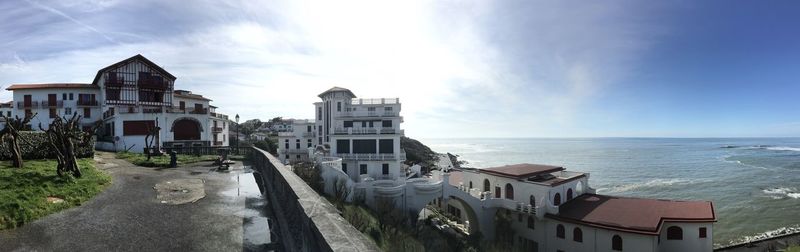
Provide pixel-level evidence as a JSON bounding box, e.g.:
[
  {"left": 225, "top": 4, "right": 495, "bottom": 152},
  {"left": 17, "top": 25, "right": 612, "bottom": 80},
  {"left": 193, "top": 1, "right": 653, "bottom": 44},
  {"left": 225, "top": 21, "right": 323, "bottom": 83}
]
[
  {"left": 292, "top": 87, "right": 716, "bottom": 252},
  {"left": 4, "top": 54, "right": 231, "bottom": 152}
]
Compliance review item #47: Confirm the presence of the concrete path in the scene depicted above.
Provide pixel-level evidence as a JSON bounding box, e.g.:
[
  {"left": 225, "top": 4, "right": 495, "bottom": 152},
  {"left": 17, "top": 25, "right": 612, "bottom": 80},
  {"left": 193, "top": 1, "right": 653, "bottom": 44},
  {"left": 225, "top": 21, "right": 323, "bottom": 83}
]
[{"left": 0, "top": 152, "right": 273, "bottom": 252}]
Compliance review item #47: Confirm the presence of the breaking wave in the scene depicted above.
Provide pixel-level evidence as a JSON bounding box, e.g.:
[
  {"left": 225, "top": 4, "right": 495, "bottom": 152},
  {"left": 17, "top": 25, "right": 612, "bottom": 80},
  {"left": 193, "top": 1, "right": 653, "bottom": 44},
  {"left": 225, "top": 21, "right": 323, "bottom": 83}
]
[
  {"left": 598, "top": 178, "right": 694, "bottom": 193},
  {"left": 719, "top": 225, "right": 800, "bottom": 248},
  {"left": 762, "top": 187, "right": 800, "bottom": 199},
  {"left": 765, "top": 146, "right": 800, "bottom": 152}
]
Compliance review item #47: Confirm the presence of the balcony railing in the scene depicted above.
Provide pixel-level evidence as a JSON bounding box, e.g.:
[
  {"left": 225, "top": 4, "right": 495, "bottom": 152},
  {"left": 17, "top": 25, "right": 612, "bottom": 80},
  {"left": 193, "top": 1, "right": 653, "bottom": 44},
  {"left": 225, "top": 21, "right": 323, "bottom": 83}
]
[
  {"left": 17, "top": 101, "right": 38, "bottom": 108},
  {"left": 212, "top": 127, "right": 223, "bottom": 132},
  {"left": 302, "top": 132, "right": 314, "bottom": 137},
  {"left": 332, "top": 153, "right": 399, "bottom": 161},
  {"left": 351, "top": 98, "right": 399, "bottom": 105},
  {"left": 119, "top": 106, "right": 139, "bottom": 114},
  {"left": 213, "top": 141, "right": 224, "bottom": 146},
  {"left": 189, "top": 108, "right": 208, "bottom": 114},
  {"left": 335, "top": 111, "right": 400, "bottom": 118},
  {"left": 77, "top": 99, "right": 99, "bottom": 106},
  {"left": 210, "top": 112, "right": 229, "bottom": 120},
  {"left": 41, "top": 100, "right": 64, "bottom": 108}
]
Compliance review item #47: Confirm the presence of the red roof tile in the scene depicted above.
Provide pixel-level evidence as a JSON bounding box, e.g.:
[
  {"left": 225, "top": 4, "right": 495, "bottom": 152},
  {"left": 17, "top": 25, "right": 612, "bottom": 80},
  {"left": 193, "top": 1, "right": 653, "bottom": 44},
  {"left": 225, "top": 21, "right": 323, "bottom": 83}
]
[
  {"left": 547, "top": 194, "right": 716, "bottom": 235},
  {"left": 481, "top": 163, "right": 564, "bottom": 179},
  {"left": 6, "top": 83, "right": 97, "bottom": 90}
]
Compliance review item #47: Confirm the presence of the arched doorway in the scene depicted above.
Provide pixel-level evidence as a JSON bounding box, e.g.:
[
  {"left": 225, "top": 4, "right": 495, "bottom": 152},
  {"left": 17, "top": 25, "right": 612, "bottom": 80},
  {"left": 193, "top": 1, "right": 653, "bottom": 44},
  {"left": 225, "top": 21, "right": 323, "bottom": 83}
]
[
  {"left": 483, "top": 179, "right": 490, "bottom": 192},
  {"left": 553, "top": 193, "right": 561, "bottom": 206},
  {"left": 173, "top": 118, "right": 202, "bottom": 140},
  {"left": 530, "top": 195, "right": 536, "bottom": 207},
  {"left": 567, "top": 188, "right": 574, "bottom": 201}
]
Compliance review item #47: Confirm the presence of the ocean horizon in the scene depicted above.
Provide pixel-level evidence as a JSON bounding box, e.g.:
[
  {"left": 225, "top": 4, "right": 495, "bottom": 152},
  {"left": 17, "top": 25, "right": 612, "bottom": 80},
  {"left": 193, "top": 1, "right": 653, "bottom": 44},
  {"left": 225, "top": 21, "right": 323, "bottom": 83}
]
[{"left": 420, "top": 137, "right": 800, "bottom": 246}]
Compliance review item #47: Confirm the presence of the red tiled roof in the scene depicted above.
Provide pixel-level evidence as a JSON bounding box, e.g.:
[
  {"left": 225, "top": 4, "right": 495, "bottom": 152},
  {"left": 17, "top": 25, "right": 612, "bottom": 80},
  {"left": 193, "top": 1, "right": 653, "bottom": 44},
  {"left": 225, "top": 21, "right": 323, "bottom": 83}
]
[
  {"left": 481, "top": 163, "right": 564, "bottom": 179},
  {"left": 546, "top": 194, "right": 716, "bottom": 235},
  {"left": 6, "top": 83, "right": 98, "bottom": 90}
]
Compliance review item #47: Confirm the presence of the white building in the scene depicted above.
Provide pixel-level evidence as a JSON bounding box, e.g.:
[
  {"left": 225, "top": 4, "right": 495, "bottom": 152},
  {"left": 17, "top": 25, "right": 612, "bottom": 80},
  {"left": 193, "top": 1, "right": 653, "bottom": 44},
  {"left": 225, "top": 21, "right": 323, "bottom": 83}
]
[
  {"left": 277, "top": 119, "right": 315, "bottom": 163},
  {"left": 440, "top": 164, "right": 716, "bottom": 252},
  {"left": 5, "top": 54, "right": 231, "bottom": 152}
]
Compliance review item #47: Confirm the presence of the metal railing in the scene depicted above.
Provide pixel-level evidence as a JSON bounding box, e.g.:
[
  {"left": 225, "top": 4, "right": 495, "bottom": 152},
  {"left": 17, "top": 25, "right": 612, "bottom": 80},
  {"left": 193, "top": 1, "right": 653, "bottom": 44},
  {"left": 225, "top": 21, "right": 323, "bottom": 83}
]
[
  {"left": 350, "top": 98, "right": 399, "bottom": 105},
  {"left": 335, "top": 111, "right": 400, "bottom": 118},
  {"left": 16, "top": 101, "right": 38, "bottom": 108},
  {"left": 77, "top": 99, "right": 99, "bottom": 106},
  {"left": 41, "top": 100, "right": 64, "bottom": 107},
  {"left": 212, "top": 127, "right": 223, "bottom": 132},
  {"left": 332, "top": 153, "right": 399, "bottom": 161}
]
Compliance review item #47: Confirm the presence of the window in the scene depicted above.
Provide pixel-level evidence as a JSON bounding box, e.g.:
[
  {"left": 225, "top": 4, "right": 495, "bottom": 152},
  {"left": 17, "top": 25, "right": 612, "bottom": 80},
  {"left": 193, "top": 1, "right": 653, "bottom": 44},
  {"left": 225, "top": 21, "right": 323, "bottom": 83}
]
[
  {"left": 336, "top": 140, "right": 350, "bottom": 154},
  {"left": 361, "top": 121, "right": 366, "bottom": 127},
  {"left": 62, "top": 93, "right": 67, "bottom": 100},
  {"left": 368, "top": 121, "right": 374, "bottom": 127},
  {"left": 469, "top": 181, "right": 473, "bottom": 189},
  {"left": 699, "top": 227, "right": 707, "bottom": 238},
  {"left": 384, "top": 107, "right": 392, "bottom": 111},
  {"left": 317, "top": 107, "right": 322, "bottom": 120},
  {"left": 556, "top": 224, "right": 565, "bottom": 238},
  {"left": 379, "top": 139, "right": 394, "bottom": 153},
  {"left": 367, "top": 107, "right": 376, "bottom": 111},
  {"left": 307, "top": 125, "right": 312, "bottom": 132},
  {"left": 612, "top": 235, "right": 623, "bottom": 251},
  {"left": 667, "top": 226, "right": 683, "bottom": 240},
  {"left": 307, "top": 139, "right": 312, "bottom": 148},
  {"left": 122, "top": 121, "right": 155, "bottom": 136},
  {"left": 573, "top": 228, "right": 583, "bottom": 242},
  {"left": 344, "top": 121, "right": 353, "bottom": 127},
  {"left": 495, "top": 186, "right": 501, "bottom": 198},
  {"left": 285, "top": 155, "right": 289, "bottom": 159},
  {"left": 554, "top": 193, "right": 562, "bottom": 206},
  {"left": 382, "top": 120, "right": 392, "bottom": 127},
  {"left": 49, "top": 108, "right": 57, "bottom": 119},
  {"left": 342, "top": 163, "right": 347, "bottom": 174},
  {"left": 567, "top": 188, "right": 574, "bottom": 201},
  {"left": 527, "top": 216, "right": 535, "bottom": 229},
  {"left": 505, "top": 183, "right": 514, "bottom": 200},
  {"left": 83, "top": 108, "right": 91, "bottom": 118},
  {"left": 360, "top": 164, "right": 367, "bottom": 175},
  {"left": 382, "top": 164, "right": 389, "bottom": 175},
  {"left": 352, "top": 139, "right": 376, "bottom": 153},
  {"left": 295, "top": 143, "right": 300, "bottom": 149},
  {"left": 483, "top": 179, "right": 490, "bottom": 192},
  {"left": 530, "top": 195, "right": 536, "bottom": 207},
  {"left": 69, "top": 93, "right": 74, "bottom": 100},
  {"left": 337, "top": 102, "right": 341, "bottom": 112}
]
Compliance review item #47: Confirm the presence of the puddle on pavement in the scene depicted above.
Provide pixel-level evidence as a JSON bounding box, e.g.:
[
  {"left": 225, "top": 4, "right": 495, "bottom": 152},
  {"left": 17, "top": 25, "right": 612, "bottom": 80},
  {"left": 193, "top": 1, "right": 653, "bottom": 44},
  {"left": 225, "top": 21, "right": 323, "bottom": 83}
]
[{"left": 221, "top": 166, "right": 278, "bottom": 251}]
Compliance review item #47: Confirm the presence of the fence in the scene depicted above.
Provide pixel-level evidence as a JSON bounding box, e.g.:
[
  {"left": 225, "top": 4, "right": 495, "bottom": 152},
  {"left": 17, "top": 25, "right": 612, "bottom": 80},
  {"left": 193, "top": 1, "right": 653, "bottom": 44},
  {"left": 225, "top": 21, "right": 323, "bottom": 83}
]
[{"left": 155, "top": 146, "right": 252, "bottom": 156}]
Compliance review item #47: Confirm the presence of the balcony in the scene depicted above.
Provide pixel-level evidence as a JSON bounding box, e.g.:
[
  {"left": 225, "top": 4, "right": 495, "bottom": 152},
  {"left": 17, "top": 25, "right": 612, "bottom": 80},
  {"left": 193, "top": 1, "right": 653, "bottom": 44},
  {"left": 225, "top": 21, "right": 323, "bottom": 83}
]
[
  {"left": 335, "top": 111, "right": 400, "bottom": 118},
  {"left": 210, "top": 112, "right": 229, "bottom": 120},
  {"left": 302, "top": 132, "right": 314, "bottom": 137},
  {"left": 278, "top": 132, "right": 295, "bottom": 137},
  {"left": 212, "top": 127, "right": 223, "bottom": 133},
  {"left": 281, "top": 149, "right": 308, "bottom": 154},
  {"left": 119, "top": 106, "right": 139, "bottom": 114},
  {"left": 213, "top": 141, "right": 224, "bottom": 146},
  {"left": 332, "top": 153, "right": 399, "bottom": 161},
  {"left": 138, "top": 79, "right": 167, "bottom": 90},
  {"left": 77, "top": 99, "right": 99, "bottom": 106},
  {"left": 40, "top": 100, "right": 64, "bottom": 108},
  {"left": 350, "top": 98, "right": 399, "bottom": 105},
  {"left": 16, "top": 101, "right": 38, "bottom": 108},
  {"left": 189, "top": 108, "right": 208, "bottom": 115}
]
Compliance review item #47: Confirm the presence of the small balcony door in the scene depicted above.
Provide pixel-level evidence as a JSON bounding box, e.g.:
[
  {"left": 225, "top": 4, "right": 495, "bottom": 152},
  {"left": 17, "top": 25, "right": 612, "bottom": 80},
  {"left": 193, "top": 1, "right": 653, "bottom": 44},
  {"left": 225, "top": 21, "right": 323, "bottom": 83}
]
[
  {"left": 24, "top": 95, "right": 32, "bottom": 107},
  {"left": 48, "top": 94, "right": 57, "bottom": 106}
]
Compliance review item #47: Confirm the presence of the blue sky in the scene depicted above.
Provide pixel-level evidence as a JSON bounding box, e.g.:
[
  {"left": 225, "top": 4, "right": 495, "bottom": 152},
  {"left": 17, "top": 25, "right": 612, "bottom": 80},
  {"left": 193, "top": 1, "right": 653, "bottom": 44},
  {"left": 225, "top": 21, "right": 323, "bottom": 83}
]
[{"left": 1, "top": 0, "right": 798, "bottom": 138}]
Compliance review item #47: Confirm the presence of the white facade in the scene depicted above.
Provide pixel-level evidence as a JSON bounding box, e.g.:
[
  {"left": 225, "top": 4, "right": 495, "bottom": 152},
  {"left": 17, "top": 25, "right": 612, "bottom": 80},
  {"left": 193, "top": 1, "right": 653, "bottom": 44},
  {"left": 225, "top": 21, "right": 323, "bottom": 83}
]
[
  {"left": 6, "top": 55, "right": 231, "bottom": 153},
  {"left": 277, "top": 119, "right": 315, "bottom": 164}
]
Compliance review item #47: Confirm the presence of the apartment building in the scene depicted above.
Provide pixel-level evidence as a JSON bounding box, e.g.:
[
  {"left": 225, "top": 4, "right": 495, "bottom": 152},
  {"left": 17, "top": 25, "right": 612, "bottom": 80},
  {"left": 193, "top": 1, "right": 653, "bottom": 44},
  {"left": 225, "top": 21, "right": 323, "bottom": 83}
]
[
  {"left": 5, "top": 54, "right": 231, "bottom": 153},
  {"left": 277, "top": 119, "right": 315, "bottom": 163}
]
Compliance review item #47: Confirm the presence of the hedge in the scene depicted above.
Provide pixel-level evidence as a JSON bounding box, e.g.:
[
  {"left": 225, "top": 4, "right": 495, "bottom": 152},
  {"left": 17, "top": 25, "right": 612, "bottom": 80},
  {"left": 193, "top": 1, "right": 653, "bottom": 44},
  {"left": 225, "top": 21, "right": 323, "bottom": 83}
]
[{"left": 0, "top": 131, "right": 95, "bottom": 160}]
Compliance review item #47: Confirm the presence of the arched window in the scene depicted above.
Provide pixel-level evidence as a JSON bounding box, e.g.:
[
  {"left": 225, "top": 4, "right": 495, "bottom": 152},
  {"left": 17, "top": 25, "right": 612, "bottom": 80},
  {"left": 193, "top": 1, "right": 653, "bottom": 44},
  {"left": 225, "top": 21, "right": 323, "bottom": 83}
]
[
  {"left": 483, "top": 179, "right": 490, "bottom": 192},
  {"left": 469, "top": 181, "right": 473, "bottom": 189},
  {"left": 612, "top": 235, "right": 623, "bottom": 251},
  {"left": 667, "top": 226, "right": 683, "bottom": 240},
  {"left": 576, "top": 181, "right": 584, "bottom": 194},
  {"left": 567, "top": 188, "right": 574, "bottom": 201},
  {"left": 527, "top": 216, "right": 535, "bottom": 229},
  {"left": 556, "top": 224, "right": 565, "bottom": 238},
  {"left": 505, "top": 183, "right": 514, "bottom": 200},
  {"left": 554, "top": 193, "right": 562, "bottom": 206},
  {"left": 573, "top": 227, "right": 583, "bottom": 242},
  {"left": 530, "top": 195, "right": 536, "bottom": 207}
]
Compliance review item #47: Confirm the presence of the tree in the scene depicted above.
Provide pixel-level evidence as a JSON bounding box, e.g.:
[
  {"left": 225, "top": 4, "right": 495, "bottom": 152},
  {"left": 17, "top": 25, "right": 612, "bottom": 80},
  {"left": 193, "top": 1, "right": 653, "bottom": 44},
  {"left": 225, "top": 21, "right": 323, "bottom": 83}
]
[
  {"left": 143, "top": 120, "right": 161, "bottom": 160},
  {"left": 493, "top": 211, "right": 516, "bottom": 250},
  {"left": 253, "top": 138, "right": 278, "bottom": 155},
  {"left": 333, "top": 177, "right": 351, "bottom": 205},
  {"left": 0, "top": 112, "right": 37, "bottom": 168},
  {"left": 38, "top": 112, "right": 96, "bottom": 177}
]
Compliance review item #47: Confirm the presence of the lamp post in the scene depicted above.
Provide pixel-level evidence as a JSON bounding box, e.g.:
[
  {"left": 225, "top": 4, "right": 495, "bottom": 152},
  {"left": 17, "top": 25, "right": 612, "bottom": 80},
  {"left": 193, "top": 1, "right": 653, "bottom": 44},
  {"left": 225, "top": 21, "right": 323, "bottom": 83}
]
[{"left": 235, "top": 114, "right": 240, "bottom": 152}]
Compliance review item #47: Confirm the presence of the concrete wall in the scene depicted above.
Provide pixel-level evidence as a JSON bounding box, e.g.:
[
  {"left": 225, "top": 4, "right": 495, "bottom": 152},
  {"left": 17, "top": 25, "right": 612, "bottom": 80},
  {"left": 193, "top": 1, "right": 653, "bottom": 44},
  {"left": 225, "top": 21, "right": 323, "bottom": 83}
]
[{"left": 250, "top": 147, "right": 378, "bottom": 252}]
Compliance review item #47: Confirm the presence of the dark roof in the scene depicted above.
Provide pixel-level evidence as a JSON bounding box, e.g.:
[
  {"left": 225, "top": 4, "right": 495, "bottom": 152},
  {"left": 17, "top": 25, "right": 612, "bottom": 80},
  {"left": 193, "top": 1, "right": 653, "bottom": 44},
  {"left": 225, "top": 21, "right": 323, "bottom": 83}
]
[
  {"left": 546, "top": 194, "right": 716, "bottom": 235},
  {"left": 91, "top": 54, "right": 176, "bottom": 85},
  {"left": 174, "top": 91, "right": 212, "bottom": 101},
  {"left": 6, "top": 83, "right": 98, "bottom": 90},
  {"left": 481, "top": 164, "right": 564, "bottom": 179},
  {"left": 318, "top": 86, "right": 356, "bottom": 98}
]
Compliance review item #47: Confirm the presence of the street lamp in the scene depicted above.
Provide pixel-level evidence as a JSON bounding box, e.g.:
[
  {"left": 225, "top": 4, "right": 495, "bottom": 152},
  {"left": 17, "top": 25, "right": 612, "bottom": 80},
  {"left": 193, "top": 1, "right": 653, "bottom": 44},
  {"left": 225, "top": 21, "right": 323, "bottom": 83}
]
[{"left": 235, "top": 114, "right": 240, "bottom": 151}]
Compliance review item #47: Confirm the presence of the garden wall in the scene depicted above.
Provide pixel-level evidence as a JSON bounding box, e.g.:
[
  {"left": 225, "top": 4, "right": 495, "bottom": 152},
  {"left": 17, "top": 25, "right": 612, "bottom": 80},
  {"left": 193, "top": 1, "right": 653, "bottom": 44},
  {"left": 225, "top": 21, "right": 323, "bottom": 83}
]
[{"left": 0, "top": 131, "right": 95, "bottom": 160}]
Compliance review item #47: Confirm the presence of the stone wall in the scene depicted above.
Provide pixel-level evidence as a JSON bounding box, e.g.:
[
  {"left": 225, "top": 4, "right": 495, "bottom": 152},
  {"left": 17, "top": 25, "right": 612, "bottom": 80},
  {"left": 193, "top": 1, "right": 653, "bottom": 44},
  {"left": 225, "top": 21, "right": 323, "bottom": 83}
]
[{"left": 250, "top": 147, "right": 379, "bottom": 252}]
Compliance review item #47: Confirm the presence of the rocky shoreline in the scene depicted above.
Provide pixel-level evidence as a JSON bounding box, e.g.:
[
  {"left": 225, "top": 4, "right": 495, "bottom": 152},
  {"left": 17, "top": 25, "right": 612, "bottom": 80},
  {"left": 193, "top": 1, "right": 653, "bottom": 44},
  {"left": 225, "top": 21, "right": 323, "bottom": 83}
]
[{"left": 715, "top": 226, "right": 800, "bottom": 251}]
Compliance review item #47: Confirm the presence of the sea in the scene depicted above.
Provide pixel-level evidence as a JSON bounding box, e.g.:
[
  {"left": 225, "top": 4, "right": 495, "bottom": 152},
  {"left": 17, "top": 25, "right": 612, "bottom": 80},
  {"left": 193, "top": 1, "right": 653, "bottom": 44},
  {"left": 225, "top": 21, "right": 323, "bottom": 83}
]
[{"left": 421, "top": 138, "right": 800, "bottom": 246}]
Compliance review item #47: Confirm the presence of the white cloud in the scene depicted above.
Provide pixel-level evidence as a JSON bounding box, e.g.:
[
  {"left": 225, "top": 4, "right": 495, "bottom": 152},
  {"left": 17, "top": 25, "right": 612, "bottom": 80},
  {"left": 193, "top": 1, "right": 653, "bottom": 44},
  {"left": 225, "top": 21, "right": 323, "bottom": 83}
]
[{"left": 0, "top": 0, "right": 659, "bottom": 137}]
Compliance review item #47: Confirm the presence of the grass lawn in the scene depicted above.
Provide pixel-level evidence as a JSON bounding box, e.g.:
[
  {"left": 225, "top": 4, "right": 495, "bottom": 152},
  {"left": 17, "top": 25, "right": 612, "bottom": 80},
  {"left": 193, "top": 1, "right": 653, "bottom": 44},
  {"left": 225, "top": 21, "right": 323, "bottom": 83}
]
[
  {"left": 0, "top": 158, "right": 111, "bottom": 230},
  {"left": 788, "top": 245, "right": 800, "bottom": 252},
  {"left": 115, "top": 152, "right": 219, "bottom": 168}
]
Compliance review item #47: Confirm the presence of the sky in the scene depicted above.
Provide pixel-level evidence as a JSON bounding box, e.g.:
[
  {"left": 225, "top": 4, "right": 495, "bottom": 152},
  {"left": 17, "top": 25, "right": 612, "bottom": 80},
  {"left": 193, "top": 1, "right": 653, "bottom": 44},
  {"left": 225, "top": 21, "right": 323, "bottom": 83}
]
[{"left": 1, "top": 0, "right": 798, "bottom": 138}]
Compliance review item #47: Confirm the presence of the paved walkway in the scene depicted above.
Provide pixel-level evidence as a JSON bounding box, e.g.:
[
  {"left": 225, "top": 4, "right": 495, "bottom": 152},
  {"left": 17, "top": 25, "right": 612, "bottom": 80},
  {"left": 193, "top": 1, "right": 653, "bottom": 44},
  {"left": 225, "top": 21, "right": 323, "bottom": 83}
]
[{"left": 0, "top": 152, "right": 273, "bottom": 252}]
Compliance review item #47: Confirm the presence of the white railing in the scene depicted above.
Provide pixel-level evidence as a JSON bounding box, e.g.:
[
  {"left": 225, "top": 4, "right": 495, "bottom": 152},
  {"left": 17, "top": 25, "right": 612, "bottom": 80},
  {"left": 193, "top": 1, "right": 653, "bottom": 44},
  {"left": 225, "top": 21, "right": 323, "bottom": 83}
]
[
  {"left": 278, "top": 132, "right": 295, "bottom": 137},
  {"left": 332, "top": 153, "right": 398, "bottom": 161},
  {"left": 335, "top": 111, "right": 400, "bottom": 118},
  {"left": 351, "top": 98, "right": 399, "bottom": 105}
]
